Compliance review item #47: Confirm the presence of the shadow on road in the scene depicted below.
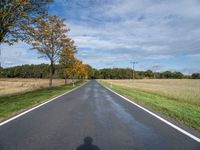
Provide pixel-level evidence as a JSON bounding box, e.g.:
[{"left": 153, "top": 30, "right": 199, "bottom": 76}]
[{"left": 76, "top": 136, "right": 100, "bottom": 150}]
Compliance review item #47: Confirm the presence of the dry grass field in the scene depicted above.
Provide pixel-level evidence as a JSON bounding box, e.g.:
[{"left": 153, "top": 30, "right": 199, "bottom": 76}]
[
  {"left": 100, "top": 79, "right": 200, "bottom": 131},
  {"left": 0, "top": 78, "right": 73, "bottom": 97},
  {"left": 103, "top": 79, "right": 200, "bottom": 105}
]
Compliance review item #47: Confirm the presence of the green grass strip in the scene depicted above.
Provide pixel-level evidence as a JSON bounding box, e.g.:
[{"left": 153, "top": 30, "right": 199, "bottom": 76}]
[
  {"left": 0, "top": 81, "right": 85, "bottom": 121},
  {"left": 101, "top": 81, "right": 200, "bottom": 132}
]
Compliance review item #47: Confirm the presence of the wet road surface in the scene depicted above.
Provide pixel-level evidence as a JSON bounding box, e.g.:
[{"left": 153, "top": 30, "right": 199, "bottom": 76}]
[{"left": 0, "top": 80, "right": 199, "bottom": 150}]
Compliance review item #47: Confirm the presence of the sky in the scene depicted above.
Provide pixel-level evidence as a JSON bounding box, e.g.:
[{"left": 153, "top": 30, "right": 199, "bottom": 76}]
[{"left": 1, "top": 0, "right": 200, "bottom": 74}]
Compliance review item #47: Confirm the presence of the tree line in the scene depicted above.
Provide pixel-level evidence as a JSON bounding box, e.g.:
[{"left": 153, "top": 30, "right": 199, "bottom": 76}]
[
  {"left": 87, "top": 66, "right": 200, "bottom": 79},
  {"left": 0, "top": 63, "right": 87, "bottom": 80},
  {"left": 1, "top": 64, "right": 199, "bottom": 79}
]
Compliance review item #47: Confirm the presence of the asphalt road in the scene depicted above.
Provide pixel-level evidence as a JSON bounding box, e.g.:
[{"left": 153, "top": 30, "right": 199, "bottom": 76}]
[{"left": 0, "top": 80, "right": 199, "bottom": 150}]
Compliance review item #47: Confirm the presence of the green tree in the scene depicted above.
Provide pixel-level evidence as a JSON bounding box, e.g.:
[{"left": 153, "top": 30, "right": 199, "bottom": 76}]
[
  {"left": 191, "top": 73, "right": 200, "bottom": 79},
  {"left": 173, "top": 72, "right": 183, "bottom": 79},
  {"left": 144, "top": 70, "right": 154, "bottom": 78}
]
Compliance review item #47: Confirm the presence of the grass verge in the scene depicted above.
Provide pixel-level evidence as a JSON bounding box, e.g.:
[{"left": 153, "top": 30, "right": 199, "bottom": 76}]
[
  {"left": 100, "top": 81, "right": 200, "bottom": 132},
  {"left": 0, "top": 81, "right": 85, "bottom": 121}
]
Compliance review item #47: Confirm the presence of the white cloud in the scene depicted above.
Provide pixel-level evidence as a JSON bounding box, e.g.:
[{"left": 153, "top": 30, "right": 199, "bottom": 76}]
[
  {"left": 65, "top": 0, "right": 200, "bottom": 61},
  {"left": 1, "top": 42, "right": 49, "bottom": 67},
  {"left": 144, "top": 55, "right": 173, "bottom": 60},
  {"left": 178, "top": 67, "right": 200, "bottom": 75},
  {"left": 186, "top": 53, "right": 200, "bottom": 60}
]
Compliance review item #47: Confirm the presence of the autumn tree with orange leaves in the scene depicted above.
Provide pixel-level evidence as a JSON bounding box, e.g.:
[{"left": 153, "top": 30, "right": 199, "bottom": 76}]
[
  {"left": 25, "top": 15, "right": 72, "bottom": 87},
  {"left": 60, "top": 38, "right": 77, "bottom": 85},
  {"left": 71, "top": 58, "right": 88, "bottom": 80},
  {"left": 69, "top": 58, "right": 88, "bottom": 87},
  {"left": 60, "top": 52, "right": 88, "bottom": 87}
]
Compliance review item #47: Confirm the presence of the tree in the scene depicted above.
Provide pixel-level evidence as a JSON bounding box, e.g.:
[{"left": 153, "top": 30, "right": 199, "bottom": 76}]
[
  {"left": 144, "top": 70, "right": 154, "bottom": 78},
  {"left": 0, "top": 0, "right": 53, "bottom": 44},
  {"left": 25, "top": 15, "right": 70, "bottom": 87},
  {"left": 78, "top": 63, "right": 88, "bottom": 80},
  {"left": 191, "top": 73, "right": 200, "bottom": 79},
  {"left": 173, "top": 72, "right": 183, "bottom": 79},
  {"left": 60, "top": 38, "right": 77, "bottom": 84},
  {"left": 65, "top": 56, "right": 78, "bottom": 87},
  {"left": 161, "top": 71, "right": 172, "bottom": 78},
  {"left": 62, "top": 56, "right": 87, "bottom": 87}
]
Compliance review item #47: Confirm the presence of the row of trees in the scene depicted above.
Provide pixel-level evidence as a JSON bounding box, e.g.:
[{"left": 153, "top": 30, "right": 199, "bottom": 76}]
[
  {"left": 86, "top": 66, "right": 200, "bottom": 79},
  {"left": 1, "top": 65, "right": 199, "bottom": 79},
  {"left": 0, "top": 63, "right": 87, "bottom": 80},
  {"left": 1, "top": 1, "right": 88, "bottom": 87}
]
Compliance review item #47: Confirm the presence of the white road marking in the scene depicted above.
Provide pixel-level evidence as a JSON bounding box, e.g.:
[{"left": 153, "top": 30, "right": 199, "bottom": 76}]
[
  {"left": 0, "top": 81, "right": 88, "bottom": 127},
  {"left": 101, "top": 83, "right": 200, "bottom": 143}
]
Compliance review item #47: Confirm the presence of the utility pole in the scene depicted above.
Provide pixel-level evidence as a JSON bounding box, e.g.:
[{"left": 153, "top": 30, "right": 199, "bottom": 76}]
[
  {"left": 110, "top": 65, "right": 116, "bottom": 87},
  {"left": 130, "top": 61, "right": 138, "bottom": 79},
  {"left": 0, "top": 43, "right": 2, "bottom": 78},
  {"left": 106, "top": 63, "right": 113, "bottom": 87},
  {"left": 0, "top": 43, "right": 2, "bottom": 79},
  {"left": 0, "top": 43, "right": 1, "bottom": 68},
  {"left": 152, "top": 65, "right": 160, "bottom": 79}
]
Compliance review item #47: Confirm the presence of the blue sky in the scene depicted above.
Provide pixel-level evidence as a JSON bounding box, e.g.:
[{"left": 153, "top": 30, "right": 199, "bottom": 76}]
[{"left": 1, "top": 0, "right": 200, "bottom": 74}]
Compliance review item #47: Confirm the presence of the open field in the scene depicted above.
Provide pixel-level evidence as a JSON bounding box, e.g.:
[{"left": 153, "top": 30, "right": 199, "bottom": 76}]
[
  {"left": 0, "top": 78, "right": 74, "bottom": 97},
  {"left": 0, "top": 81, "right": 85, "bottom": 121},
  {"left": 100, "top": 79, "right": 200, "bottom": 132},
  {"left": 102, "top": 79, "right": 200, "bottom": 105}
]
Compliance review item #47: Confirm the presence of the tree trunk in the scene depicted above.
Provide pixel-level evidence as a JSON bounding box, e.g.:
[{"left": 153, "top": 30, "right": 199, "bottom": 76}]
[
  {"left": 72, "top": 77, "right": 75, "bottom": 87},
  {"left": 65, "top": 77, "right": 67, "bottom": 85},
  {"left": 0, "top": 34, "right": 4, "bottom": 43},
  {"left": 49, "top": 61, "right": 54, "bottom": 88},
  {"left": 49, "top": 75, "right": 53, "bottom": 87}
]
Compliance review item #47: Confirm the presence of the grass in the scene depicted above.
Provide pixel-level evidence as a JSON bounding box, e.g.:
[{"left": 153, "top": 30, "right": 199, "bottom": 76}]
[
  {"left": 100, "top": 80, "right": 200, "bottom": 132},
  {"left": 103, "top": 79, "right": 200, "bottom": 105},
  {"left": 0, "top": 80, "right": 85, "bottom": 121},
  {"left": 0, "top": 78, "right": 75, "bottom": 97}
]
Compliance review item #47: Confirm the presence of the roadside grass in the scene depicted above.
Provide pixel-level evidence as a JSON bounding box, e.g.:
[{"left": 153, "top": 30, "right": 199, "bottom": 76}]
[
  {"left": 100, "top": 80, "right": 200, "bottom": 132},
  {"left": 102, "top": 79, "right": 200, "bottom": 105},
  {"left": 0, "top": 81, "right": 85, "bottom": 121}
]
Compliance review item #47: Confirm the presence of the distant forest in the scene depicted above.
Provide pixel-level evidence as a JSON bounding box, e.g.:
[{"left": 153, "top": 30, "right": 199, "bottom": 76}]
[{"left": 0, "top": 64, "right": 200, "bottom": 79}]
